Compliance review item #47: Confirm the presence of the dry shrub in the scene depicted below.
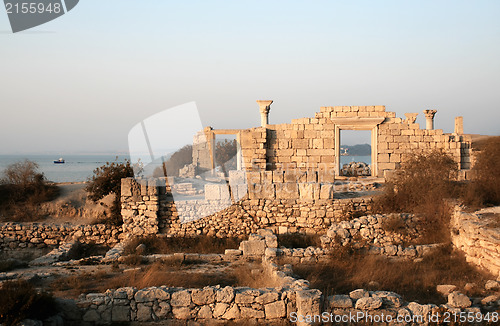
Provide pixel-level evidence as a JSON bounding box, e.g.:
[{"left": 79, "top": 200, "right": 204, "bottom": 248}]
[
  {"left": 372, "top": 150, "right": 458, "bottom": 243},
  {"left": 123, "top": 235, "right": 241, "bottom": 255},
  {"left": 277, "top": 233, "right": 321, "bottom": 248},
  {"left": 462, "top": 136, "right": 500, "bottom": 208},
  {"left": 293, "top": 245, "right": 490, "bottom": 304},
  {"left": 0, "top": 279, "right": 57, "bottom": 326},
  {"left": 381, "top": 214, "right": 409, "bottom": 237},
  {"left": 0, "top": 160, "right": 59, "bottom": 221}
]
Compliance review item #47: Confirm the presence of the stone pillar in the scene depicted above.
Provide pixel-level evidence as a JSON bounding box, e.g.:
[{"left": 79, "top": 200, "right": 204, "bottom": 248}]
[
  {"left": 423, "top": 109, "right": 437, "bottom": 130},
  {"left": 455, "top": 116, "right": 463, "bottom": 134},
  {"left": 257, "top": 100, "right": 273, "bottom": 127}
]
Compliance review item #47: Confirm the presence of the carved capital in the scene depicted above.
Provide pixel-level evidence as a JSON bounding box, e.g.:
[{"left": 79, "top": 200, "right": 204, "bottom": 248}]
[
  {"left": 423, "top": 109, "right": 437, "bottom": 119},
  {"left": 404, "top": 113, "right": 418, "bottom": 124}
]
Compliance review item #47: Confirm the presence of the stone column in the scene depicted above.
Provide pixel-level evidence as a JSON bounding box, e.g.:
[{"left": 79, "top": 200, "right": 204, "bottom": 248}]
[
  {"left": 423, "top": 109, "right": 437, "bottom": 130},
  {"left": 455, "top": 116, "right": 463, "bottom": 134},
  {"left": 256, "top": 100, "right": 273, "bottom": 127}
]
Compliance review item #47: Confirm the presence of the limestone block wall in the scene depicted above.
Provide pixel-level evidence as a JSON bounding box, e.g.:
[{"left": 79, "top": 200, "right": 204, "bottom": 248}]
[
  {"left": 0, "top": 222, "right": 122, "bottom": 250},
  {"left": 121, "top": 177, "right": 372, "bottom": 237},
  {"left": 451, "top": 208, "right": 500, "bottom": 279}
]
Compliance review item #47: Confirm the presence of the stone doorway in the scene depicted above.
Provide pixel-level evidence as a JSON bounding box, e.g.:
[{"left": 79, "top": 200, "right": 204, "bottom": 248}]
[{"left": 331, "top": 117, "right": 385, "bottom": 177}]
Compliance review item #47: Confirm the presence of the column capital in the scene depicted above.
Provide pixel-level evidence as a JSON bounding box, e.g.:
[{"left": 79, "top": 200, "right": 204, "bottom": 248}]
[
  {"left": 404, "top": 113, "right": 418, "bottom": 124},
  {"left": 423, "top": 109, "right": 437, "bottom": 119},
  {"left": 257, "top": 100, "right": 273, "bottom": 113}
]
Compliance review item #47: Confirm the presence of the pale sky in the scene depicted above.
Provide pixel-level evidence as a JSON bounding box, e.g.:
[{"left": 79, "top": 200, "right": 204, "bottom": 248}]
[{"left": 1, "top": 0, "right": 499, "bottom": 154}]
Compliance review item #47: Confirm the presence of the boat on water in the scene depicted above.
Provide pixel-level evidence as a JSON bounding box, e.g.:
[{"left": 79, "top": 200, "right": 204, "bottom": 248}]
[{"left": 54, "top": 158, "right": 65, "bottom": 164}]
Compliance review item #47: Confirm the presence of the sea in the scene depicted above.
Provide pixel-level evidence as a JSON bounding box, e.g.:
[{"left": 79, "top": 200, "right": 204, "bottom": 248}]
[
  {"left": 0, "top": 154, "right": 130, "bottom": 183},
  {"left": 340, "top": 155, "right": 371, "bottom": 166},
  {"left": 0, "top": 154, "right": 372, "bottom": 183}
]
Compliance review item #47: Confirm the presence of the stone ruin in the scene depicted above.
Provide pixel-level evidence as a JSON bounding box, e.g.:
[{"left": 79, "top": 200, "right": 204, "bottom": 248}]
[{"left": 193, "top": 101, "right": 472, "bottom": 179}]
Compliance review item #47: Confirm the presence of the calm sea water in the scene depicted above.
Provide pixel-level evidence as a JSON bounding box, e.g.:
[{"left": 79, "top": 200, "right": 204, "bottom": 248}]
[
  {"left": 340, "top": 155, "right": 371, "bottom": 166},
  {"left": 0, "top": 155, "right": 130, "bottom": 183}
]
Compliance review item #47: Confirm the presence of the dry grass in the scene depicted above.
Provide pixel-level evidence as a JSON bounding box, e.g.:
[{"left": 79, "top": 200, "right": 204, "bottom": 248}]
[
  {"left": 50, "top": 260, "right": 269, "bottom": 298},
  {"left": 123, "top": 235, "right": 241, "bottom": 255},
  {"left": 0, "top": 279, "right": 57, "bottom": 326},
  {"left": 372, "top": 150, "right": 458, "bottom": 244},
  {"left": 462, "top": 136, "right": 500, "bottom": 209},
  {"left": 292, "top": 244, "right": 491, "bottom": 304}
]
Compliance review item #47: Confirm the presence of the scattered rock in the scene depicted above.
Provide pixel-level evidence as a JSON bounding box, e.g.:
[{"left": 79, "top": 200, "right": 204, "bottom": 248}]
[
  {"left": 448, "top": 292, "right": 472, "bottom": 308},
  {"left": 355, "top": 297, "right": 383, "bottom": 310},
  {"left": 437, "top": 284, "right": 457, "bottom": 296}
]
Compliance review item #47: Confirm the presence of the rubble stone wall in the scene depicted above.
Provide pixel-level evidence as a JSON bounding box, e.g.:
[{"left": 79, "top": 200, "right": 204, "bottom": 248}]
[
  {"left": 0, "top": 222, "right": 122, "bottom": 250},
  {"left": 451, "top": 209, "right": 500, "bottom": 279},
  {"left": 121, "top": 178, "right": 372, "bottom": 237}
]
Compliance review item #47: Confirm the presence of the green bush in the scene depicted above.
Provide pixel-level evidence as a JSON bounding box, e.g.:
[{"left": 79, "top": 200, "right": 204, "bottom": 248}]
[
  {"left": 85, "top": 159, "right": 135, "bottom": 225},
  {"left": 0, "top": 279, "right": 57, "bottom": 326}
]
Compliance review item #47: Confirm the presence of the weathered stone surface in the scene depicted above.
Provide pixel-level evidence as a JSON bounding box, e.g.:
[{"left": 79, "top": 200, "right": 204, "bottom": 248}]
[
  {"left": 135, "top": 287, "right": 170, "bottom": 302},
  {"left": 241, "top": 240, "right": 266, "bottom": 256},
  {"left": 436, "top": 285, "right": 457, "bottom": 296},
  {"left": 355, "top": 297, "right": 383, "bottom": 310},
  {"left": 82, "top": 309, "right": 100, "bottom": 322},
  {"left": 264, "top": 300, "right": 286, "bottom": 319},
  {"left": 191, "top": 287, "right": 216, "bottom": 305},
  {"left": 327, "top": 295, "right": 353, "bottom": 308},
  {"left": 371, "top": 291, "right": 403, "bottom": 307},
  {"left": 197, "top": 305, "right": 213, "bottom": 319},
  {"left": 172, "top": 306, "right": 192, "bottom": 319},
  {"left": 240, "top": 307, "right": 265, "bottom": 319},
  {"left": 485, "top": 280, "right": 500, "bottom": 291},
  {"left": 222, "top": 304, "right": 240, "bottom": 320},
  {"left": 448, "top": 292, "right": 471, "bottom": 308},
  {"left": 213, "top": 303, "right": 229, "bottom": 318},
  {"left": 136, "top": 304, "right": 152, "bottom": 321},
  {"left": 256, "top": 292, "right": 279, "bottom": 305},
  {"left": 296, "top": 289, "right": 321, "bottom": 325},
  {"left": 217, "top": 286, "right": 235, "bottom": 303},
  {"left": 349, "top": 289, "right": 370, "bottom": 300},
  {"left": 171, "top": 290, "right": 191, "bottom": 307},
  {"left": 111, "top": 305, "right": 130, "bottom": 322}
]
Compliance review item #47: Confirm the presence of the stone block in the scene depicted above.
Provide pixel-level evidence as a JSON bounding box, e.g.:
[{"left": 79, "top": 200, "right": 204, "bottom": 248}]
[
  {"left": 241, "top": 240, "right": 266, "bottom": 257},
  {"left": 448, "top": 292, "right": 471, "bottom": 308},
  {"left": 191, "top": 287, "right": 216, "bottom": 305},
  {"left": 296, "top": 290, "right": 322, "bottom": 326},
  {"left": 205, "top": 184, "right": 221, "bottom": 200},
  {"left": 265, "top": 300, "right": 286, "bottom": 318},
  {"left": 320, "top": 184, "right": 333, "bottom": 199},
  {"left": 229, "top": 170, "right": 246, "bottom": 185},
  {"left": 111, "top": 305, "right": 130, "bottom": 322},
  {"left": 275, "top": 183, "right": 299, "bottom": 200},
  {"left": 171, "top": 290, "right": 191, "bottom": 307},
  {"left": 355, "top": 297, "right": 383, "bottom": 310}
]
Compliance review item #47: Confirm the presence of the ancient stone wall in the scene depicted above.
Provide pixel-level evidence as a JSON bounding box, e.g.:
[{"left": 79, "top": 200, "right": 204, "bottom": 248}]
[
  {"left": 211, "top": 105, "right": 472, "bottom": 178},
  {"left": 451, "top": 208, "right": 500, "bottom": 279},
  {"left": 121, "top": 177, "right": 372, "bottom": 237},
  {"left": 0, "top": 222, "right": 122, "bottom": 250}
]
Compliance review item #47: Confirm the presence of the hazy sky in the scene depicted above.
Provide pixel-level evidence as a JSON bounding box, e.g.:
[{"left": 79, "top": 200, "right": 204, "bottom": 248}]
[{"left": 1, "top": 0, "right": 499, "bottom": 154}]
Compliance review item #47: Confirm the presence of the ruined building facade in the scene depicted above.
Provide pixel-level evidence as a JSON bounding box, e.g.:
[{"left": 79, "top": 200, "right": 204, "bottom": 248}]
[{"left": 194, "top": 101, "right": 472, "bottom": 179}]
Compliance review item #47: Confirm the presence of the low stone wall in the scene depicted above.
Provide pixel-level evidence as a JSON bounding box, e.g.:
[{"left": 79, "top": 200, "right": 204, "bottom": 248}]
[
  {"left": 160, "top": 197, "right": 371, "bottom": 238},
  {"left": 121, "top": 177, "right": 372, "bottom": 237},
  {"left": 0, "top": 222, "right": 122, "bottom": 250},
  {"left": 319, "top": 213, "right": 445, "bottom": 259},
  {"left": 451, "top": 208, "right": 500, "bottom": 279}
]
